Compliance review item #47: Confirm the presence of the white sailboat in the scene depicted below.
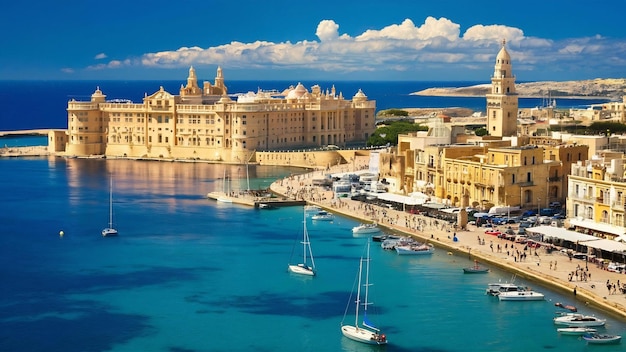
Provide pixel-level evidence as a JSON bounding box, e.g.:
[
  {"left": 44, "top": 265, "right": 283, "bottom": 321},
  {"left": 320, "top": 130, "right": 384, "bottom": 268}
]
[
  {"left": 341, "top": 240, "right": 387, "bottom": 345},
  {"left": 217, "top": 169, "right": 232, "bottom": 203},
  {"left": 102, "top": 176, "right": 118, "bottom": 237},
  {"left": 288, "top": 208, "right": 316, "bottom": 276}
]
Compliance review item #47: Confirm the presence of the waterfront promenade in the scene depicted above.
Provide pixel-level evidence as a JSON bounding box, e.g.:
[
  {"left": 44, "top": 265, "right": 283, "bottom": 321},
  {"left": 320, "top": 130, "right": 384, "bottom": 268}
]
[{"left": 270, "top": 156, "right": 626, "bottom": 320}]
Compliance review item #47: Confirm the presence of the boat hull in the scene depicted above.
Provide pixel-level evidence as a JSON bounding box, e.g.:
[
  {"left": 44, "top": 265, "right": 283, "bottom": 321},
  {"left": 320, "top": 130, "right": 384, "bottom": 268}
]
[
  {"left": 498, "top": 291, "right": 544, "bottom": 301},
  {"left": 395, "top": 244, "right": 434, "bottom": 255},
  {"left": 582, "top": 334, "right": 621, "bottom": 344},
  {"left": 557, "top": 327, "right": 597, "bottom": 335},
  {"left": 102, "top": 228, "right": 118, "bottom": 237},
  {"left": 352, "top": 225, "right": 380, "bottom": 235},
  {"left": 553, "top": 314, "right": 606, "bottom": 327},
  {"left": 341, "top": 325, "right": 387, "bottom": 345},
  {"left": 463, "top": 267, "right": 489, "bottom": 274},
  {"left": 288, "top": 264, "right": 315, "bottom": 276}
]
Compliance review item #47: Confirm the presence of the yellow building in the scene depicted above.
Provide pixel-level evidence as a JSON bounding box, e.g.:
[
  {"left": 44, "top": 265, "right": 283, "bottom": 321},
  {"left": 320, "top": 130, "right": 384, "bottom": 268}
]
[
  {"left": 567, "top": 152, "right": 626, "bottom": 239},
  {"left": 51, "top": 67, "right": 376, "bottom": 163}
]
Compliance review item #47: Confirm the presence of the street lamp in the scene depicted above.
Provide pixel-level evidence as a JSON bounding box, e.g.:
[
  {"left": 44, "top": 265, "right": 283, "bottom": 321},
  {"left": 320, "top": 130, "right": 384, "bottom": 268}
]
[{"left": 537, "top": 198, "right": 541, "bottom": 225}]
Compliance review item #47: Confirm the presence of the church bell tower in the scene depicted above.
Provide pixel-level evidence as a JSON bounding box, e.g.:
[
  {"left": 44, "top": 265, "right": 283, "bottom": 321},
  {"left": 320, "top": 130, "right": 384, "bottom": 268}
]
[{"left": 486, "top": 40, "right": 518, "bottom": 137}]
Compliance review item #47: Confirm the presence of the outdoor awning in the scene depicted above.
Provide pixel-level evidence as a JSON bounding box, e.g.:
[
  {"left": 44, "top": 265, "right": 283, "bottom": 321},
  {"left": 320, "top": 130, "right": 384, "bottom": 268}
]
[
  {"left": 583, "top": 239, "right": 626, "bottom": 253},
  {"left": 375, "top": 192, "right": 424, "bottom": 205},
  {"left": 526, "top": 226, "right": 599, "bottom": 243},
  {"left": 568, "top": 218, "right": 626, "bottom": 236}
]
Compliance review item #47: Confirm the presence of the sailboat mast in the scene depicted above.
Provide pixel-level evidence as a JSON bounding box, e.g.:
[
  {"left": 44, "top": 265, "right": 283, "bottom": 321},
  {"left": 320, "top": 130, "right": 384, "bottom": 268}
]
[
  {"left": 364, "top": 240, "right": 372, "bottom": 315},
  {"left": 302, "top": 211, "right": 308, "bottom": 264},
  {"left": 354, "top": 255, "right": 363, "bottom": 327},
  {"left": 108, "top": 176, "right": 113, "bottom": 227}
]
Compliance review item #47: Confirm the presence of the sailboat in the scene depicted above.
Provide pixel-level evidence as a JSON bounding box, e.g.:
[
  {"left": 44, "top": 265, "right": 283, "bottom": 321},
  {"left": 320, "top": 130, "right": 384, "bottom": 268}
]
[
  {"left": 341, "top": 240, "right": 387, "bottom": 345},
  {"left": 217, "top": 169, "right": 232, "bottom": 203},
  {"left": 102, "top": 176, "right": 118, "bottom": 237},
  {"left": 288, "top": 208, "right": 316, "bottom": 276}
]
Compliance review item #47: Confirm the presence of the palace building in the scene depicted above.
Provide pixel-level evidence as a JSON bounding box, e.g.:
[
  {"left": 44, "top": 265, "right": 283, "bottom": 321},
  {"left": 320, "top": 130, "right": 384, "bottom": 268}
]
[{"left": 49, "top": 67, "right": 376, "bottom": 162}]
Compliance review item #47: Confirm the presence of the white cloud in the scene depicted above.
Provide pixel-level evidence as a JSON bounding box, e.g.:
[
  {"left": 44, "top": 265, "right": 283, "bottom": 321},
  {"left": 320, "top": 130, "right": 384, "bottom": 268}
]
[
  {"left": 85, "top": 17, "right": 626, "bottom": 79},
  {"left": 94, "top": 53, "right": 107, "bottom": 60}
]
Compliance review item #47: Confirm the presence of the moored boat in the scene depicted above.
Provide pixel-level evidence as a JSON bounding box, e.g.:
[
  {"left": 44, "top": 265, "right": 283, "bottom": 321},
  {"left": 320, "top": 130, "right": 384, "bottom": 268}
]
[
  {"left": 553, "top": 313, "right": 606, "bottom": 327},
  {"left": 352, "top": 223, "right": 381, "bottom": 235},
  {"left": 395, "top": 243, "right": 435, "bottom": 255},
  {"left": 463, "top": 260, "right": 489, "bottom": 274},
  {"left": 498, "top": 290, "right": 545, "bottom": 301},
  {"left": 311, "top": 211, "right": 334, "bottom": 221},
  {"left": 582, "top": 333, "right": 621, "bottom": 344},
  {"left": 557, "top": 327, "right": 597, "bottom": 335},
  {"left": 554, "top": 302, "right": 577, "bottom": 312}
]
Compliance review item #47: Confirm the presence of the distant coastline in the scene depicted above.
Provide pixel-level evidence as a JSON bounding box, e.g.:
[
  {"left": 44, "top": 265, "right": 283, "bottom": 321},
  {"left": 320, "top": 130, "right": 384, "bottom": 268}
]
[{"left": 413, "top": 78, "right": 626, "bottom": 101}]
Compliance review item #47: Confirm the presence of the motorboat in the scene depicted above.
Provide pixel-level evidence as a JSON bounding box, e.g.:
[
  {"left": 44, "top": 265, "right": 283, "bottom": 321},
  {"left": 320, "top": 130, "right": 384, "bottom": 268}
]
[
  {"left": 380, "top": 236, "right": 413, "bottom": 250},
  {"left": 372, "top": 234, "right": 399, "bottom": 242},
  {"left": 311, "top": 211, "right": 334, "bottom": 221},
  {"left": 553, "top": 313, "right": 606, "bottom": 327},
  {"left": 497, "top": 290, "right": 545, "bottom": 301},
  {"left": 557, "top": 327, "right": 597, "bottom": 336},
  {"left": 486, "top": 282, "right": 522, "bottom": 296},
  {"left": 352, "top": 223, "right": 381, "bottom": 235},
  {"left": 304, "top": 205, "right": 322, "bottom": 213},
  {"left": 463, "top": 260, "right": 489, "bottom": 274},
  {"left": 395, "top": 243, "right": 435, "bottom": 255},
  {"left": 582, "top": 333, "right": 621, "bottom": 344}
]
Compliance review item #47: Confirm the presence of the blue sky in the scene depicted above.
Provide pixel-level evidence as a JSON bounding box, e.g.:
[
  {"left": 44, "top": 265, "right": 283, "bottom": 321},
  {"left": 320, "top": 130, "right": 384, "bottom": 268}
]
[{"left": 2, "top": 0, "right": 625, "bottom": 81}]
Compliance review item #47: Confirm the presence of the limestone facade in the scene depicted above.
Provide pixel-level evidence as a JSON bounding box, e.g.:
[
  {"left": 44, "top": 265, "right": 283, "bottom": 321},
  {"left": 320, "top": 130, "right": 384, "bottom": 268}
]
[{"left": 50, "top": 67, "right": 376, "bottom": 163}]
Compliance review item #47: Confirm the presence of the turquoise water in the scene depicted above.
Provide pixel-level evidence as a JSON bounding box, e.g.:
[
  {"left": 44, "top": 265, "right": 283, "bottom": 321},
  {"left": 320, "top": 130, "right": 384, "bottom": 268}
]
[{"left": 1, "top": 157, "right": 625, "bottom": 352}]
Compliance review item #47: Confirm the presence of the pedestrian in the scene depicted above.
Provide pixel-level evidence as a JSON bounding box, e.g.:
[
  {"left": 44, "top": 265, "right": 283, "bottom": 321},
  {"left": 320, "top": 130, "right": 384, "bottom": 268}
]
[
  {"left": 574, "top": 286, "right": 577, "bottom": 296},
  {"left": 549, "top": 261, "right": 553, "bottom": 270}
]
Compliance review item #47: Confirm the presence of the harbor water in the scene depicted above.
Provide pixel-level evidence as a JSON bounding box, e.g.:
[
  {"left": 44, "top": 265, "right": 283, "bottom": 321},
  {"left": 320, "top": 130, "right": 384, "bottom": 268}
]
[{"left": 0, "top": 157, "right": 624, "bottom": 351}]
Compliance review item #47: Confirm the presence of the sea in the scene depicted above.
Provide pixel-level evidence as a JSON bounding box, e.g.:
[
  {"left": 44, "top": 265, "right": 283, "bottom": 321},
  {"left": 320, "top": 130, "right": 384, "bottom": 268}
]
[{"left": 0, "top": 81, "right": 624, "bottom": 352}]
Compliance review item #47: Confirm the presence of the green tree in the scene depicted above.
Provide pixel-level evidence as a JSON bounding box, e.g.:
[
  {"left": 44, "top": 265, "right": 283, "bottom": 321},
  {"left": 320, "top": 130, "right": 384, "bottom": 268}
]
[
  {"left": 474, "top": 127, "right": 488, "bottom": 136},
  {"left": 367, "top": 121, "right": 428, "bottom": 146}
]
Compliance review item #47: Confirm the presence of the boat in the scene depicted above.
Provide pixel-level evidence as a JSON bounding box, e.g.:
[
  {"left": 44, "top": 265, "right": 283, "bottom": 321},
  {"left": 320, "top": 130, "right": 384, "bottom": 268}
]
[
  {"left": 554, "top": 302, "right": 577, "bottom": 312},
  {"left": 553, "top": 313, "right": 606, "bottom": 327},
  {"left": 497, "top": 290, "right": 545, "bottom": 301},
  {"left": 217, "top": 170, "right": 233, "bottom": 203},
  {"left": 557, "top": 327, "right": 597, "bottom": 335},
  {"left": 311, "top": 211, "right": 334, "bottom": 221},
  {"left": 258, "top": 203, "right": 277, "bottom": 210},
  {"left": 372, "top": 234, "right": 400, "bottom": 242},
  {"left": 582, "top": 333, "right": 621, "bottom": 344},
  {"left": 287, "top": 208, "right": 316, "bottom": 276},
  {"left": 304, "top": 204, "right": 322, "bottom": 213},
  {"left": 395, "top": 243, "right": 435, "bottom": 255},
  {"left": 463, "top": 260, "right": 489, "bottom": 274},
  {"left": 352, "top": 223, "right": 380, "bottom": 235},
  {"left": 340, "top": 240, "right": 387, "bottom": 345},
  {"left": 102, "top": 176, "right": 118, "bottom": 237}
]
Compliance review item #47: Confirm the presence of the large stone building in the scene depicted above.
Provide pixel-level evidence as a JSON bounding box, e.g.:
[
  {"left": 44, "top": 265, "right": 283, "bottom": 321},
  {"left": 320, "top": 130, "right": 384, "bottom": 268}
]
[{"left": 49, "top": 67, "right": 377, "bottom": 163}]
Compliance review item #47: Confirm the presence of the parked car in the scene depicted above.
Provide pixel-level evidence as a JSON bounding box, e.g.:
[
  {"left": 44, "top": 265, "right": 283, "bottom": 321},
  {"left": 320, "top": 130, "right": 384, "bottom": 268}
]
[
  {"left": 526, "top": 240, "right": 541, "bottom": 248},
  {"left": 607, "top": 262, "right": 626, "bottom": 273},
  {"left": 485, "top": 228, "right": 502, "bottom": 236},
  {"left": 549, "top": 201, "right": 562, "bottom": 208},
  {"left": 514, "top": 234, "right": 528, "bottom": 243},
  {"left": 522, "top": 210, "right": 537, "bottom": 217}
]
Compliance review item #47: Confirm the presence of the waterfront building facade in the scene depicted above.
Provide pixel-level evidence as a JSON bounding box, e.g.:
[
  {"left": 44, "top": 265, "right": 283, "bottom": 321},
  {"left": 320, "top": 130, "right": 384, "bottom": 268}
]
[
  {"left": 567, "top": 153, "right": 626, "bottom": 239},
  {"left": 52, "top": 67, "right": 376, "bottom": 163}
]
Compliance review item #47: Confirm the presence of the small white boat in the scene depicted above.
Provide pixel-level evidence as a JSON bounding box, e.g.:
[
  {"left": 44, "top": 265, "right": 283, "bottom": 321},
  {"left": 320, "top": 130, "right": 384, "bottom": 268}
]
[
  {"left": 340, "top": 240, "right": 388, "bottom": 345},
  {"left": 288, "top": 208, "right": 316, "bottom": 276},
  {"left": 304, "top": 205, "right": 322, "bottom": 213},
  {"left": 352, "top": 223, "right": 380, "bottom": 235},
  {"left": 582, "top": 333, "right": 621, "bottom": 344},
  {"left": 102, "top": 176, "right": 118, "bottom": 237},
  {"left": 395, "top": 243, "right": 435, "bottom": 255},
  {"left": 311, "top": 211, "right": 334, "bottom": 221},
  {"left": 557, "top": 327, "right": 597, "bottom": 335},
  {"left": 498, "top": 290, "right": 545, "bottom": 301},
  {"left": 553, "top": 313, "right": 606, "bottom": 327}
]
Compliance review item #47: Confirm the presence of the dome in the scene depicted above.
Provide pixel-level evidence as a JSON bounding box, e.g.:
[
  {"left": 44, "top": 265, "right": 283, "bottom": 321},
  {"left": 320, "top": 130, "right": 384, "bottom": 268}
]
[
  {"left": 286, "top": 82, "right": 308, "bottom": 99},
  {"left": 496, "top": 39, "right": 511, "bottom": 63}
]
